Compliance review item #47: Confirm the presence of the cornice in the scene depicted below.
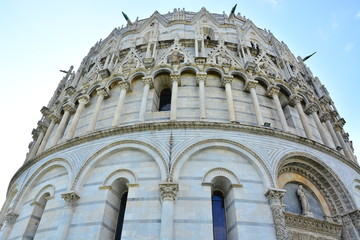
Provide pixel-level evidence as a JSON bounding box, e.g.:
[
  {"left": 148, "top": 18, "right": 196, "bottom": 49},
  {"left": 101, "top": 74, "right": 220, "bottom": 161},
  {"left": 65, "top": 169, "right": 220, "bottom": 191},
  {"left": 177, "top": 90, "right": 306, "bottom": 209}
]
[{"left": 10, "top": 121, "right": 359, "bottom": 188}]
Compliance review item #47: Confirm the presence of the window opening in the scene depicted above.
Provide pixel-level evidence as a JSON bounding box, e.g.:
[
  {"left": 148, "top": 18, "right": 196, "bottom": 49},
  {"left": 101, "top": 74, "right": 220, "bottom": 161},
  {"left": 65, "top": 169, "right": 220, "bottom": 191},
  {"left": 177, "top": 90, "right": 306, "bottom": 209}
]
[
  {"left": 212, "top": 190, "right": 227, "bottom": 240},
  {"left": 114, "top": 191, "right": 128, "bottom": 240},
  {"left": 159, "top": 88, "right": 171, "bottom": 111}
]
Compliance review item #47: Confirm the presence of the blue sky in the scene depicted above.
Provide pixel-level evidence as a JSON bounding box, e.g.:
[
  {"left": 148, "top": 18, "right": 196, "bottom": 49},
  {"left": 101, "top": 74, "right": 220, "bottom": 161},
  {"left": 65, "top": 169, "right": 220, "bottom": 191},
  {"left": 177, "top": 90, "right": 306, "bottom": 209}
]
[{"left": 0, "top": 0, "right": 359, "bottom": 206}]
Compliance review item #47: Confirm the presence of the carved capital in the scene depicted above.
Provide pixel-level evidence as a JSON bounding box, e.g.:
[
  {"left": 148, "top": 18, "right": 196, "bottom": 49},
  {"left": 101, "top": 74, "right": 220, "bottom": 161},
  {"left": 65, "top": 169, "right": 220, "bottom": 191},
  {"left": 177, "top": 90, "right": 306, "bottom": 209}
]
[
  {"left": 78, "top": 95, "right": 90, "bottom": 106},
  {"left": 118, "top": 81, "right": 131, "bottom": 91},
  {"left": 266, "top": 85, "right": 280, "bottom": 98},
  {"left": 170, "top": 73, "right": 181, "bottom": 85},
  {"left": 221, "top": 75, "right": 233, "bottom": 87},
  {"left": 159, "top": 183, "right": 179, "bottom": 202},
  {"left": 96, "top": 87, "right": 109, "bottom": 98},
  {"left": 265, "top": 188, "right": 286, "bottom": 206},
  {"left": 4, "top": 210, "right": 18, "bottom": 225},
  {"left": 288, "top": 94, "right": 302, "bottom": 107},
  {"left": 196, "top": 72, "right": 207, "bottom": 86},
  {"left": 49, "top": 113, "right": 61, "bottom": 123},
  {"left": 37, "top": 121, "right": 49, "bottom": 133},
  {"left": 142, "top": 76, "right": 154, "bottom": 88},
  {"left": 61, "top": 192, "right": 80, "bottom": 208},
  {"left": 40, "top": 106, "right": 51, "bottom": 117},
  {"left": 265, "top": 188, "right": 288, "bottom": 240},
  {"left": 333, "top": 123, "right": 343, "bottom": 132},
  {"left": 244, "top": 80, "right": 258, "bottom": 92},
  {"left": 304, "top": 102, "right": 319, "bottom": 115},
  {"left": 319, "top": 95, "right": 331, "bottom": 105},
  {"left": 62, "top": 102, "right": 76, "bottom": 114},
  {"left": 320, "top": 112, "right": 331, "bottom": 123}
]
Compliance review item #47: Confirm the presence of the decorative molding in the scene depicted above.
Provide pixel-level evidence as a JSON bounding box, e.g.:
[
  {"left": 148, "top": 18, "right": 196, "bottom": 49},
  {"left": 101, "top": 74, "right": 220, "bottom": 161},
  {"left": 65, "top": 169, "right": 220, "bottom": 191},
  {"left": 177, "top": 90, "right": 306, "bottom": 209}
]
[
  {"left": 285, "top": 212, "right": 342, "bottom": 238},
  {"left": 202, "top": 167, "right": 242, "bottom": 187}
]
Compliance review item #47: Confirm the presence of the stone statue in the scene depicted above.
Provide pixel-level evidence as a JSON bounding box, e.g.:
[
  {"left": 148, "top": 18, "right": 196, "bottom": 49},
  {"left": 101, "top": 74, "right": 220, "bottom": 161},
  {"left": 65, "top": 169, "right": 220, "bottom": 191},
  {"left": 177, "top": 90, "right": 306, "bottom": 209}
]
[
  {"left": 297, "top": 185, "right": 312, "bottom": 217},
  {"left": 216, "top": 52, "right": 231, "bottom": 66},
  {"left": 168, "top": 51, "right": 184, "bottom": 65}
]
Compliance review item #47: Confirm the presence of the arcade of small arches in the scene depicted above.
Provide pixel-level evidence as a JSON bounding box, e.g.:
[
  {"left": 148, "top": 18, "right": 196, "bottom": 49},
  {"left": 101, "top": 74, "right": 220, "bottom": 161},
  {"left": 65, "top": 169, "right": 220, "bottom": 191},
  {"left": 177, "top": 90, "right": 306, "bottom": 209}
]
[
  {"left": 27, "top": 66, "right": 356, "bottom": 165},
  {"left": 1, "top": 139, "right": 360, "bottom": 239}
]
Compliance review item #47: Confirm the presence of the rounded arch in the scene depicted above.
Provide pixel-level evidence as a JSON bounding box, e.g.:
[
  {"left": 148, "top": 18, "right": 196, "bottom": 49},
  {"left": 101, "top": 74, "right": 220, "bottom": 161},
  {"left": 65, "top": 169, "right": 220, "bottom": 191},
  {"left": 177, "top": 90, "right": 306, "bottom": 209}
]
[
  {"left": 128, "top": 71, "right": 146, "bottom": 84},
  {"left": 13, "top": 158, "right": 73, "bottom": 211},
  {"left": 102, "top": 169, "right": 138, "bottom": 187},
  {"left": 106, "top": 75, "right": 126, "bottom": 89},
  {"left": 276, "top": 152, "right": 357, "bottom": 215},
  {"left": 275, "top": 83, "right": 292, "bottom": 98},
  {"left": 204, "top": 67, "right": 224, "bottom": 78},
  {"left": 151, "top": 67, "right": 174, "bottom": 78},
  {"left": 230, "top": 70, "right": 248, "bottom": 82},
  {"left": 87, "top": 84, "right": 102, "bottom": 97},
  {"left": 33, "top": 184, "right": 55, "bottom": 203},
  {"left": 178, "top": 65, "right": 199, "bottom": 75},
  {"left": 170, "top": 138, "right": 274, "bottom": 188},
  {"left": 72, "top": 140, "right": 168, "bottom": 192},
  {"left": 254, "top": 76, "right": 270, "bottom": 89},
  {"left": 202, "top": 167, "right": 242, "bottom": 187}
]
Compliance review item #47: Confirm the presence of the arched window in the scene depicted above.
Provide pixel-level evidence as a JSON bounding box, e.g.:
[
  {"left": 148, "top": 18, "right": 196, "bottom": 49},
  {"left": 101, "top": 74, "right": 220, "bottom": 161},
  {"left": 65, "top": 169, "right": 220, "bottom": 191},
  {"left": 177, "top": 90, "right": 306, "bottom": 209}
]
[
  {"left": 212, "top": 190, "right": 227, "bottom": 240},
  {"left": 114, "top": 191, "right": 128, "bottom": 239},
  {"left": 23, "top": 192, "right": 50, "bottom": 239},
  {"left": 159, "top": 88, "right": 171, "bottom": 111}
]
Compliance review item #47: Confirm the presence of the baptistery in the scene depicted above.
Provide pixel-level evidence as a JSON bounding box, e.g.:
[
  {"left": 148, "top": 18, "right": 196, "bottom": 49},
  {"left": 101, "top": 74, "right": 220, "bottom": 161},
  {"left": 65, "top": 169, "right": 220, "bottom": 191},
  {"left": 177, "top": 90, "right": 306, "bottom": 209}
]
[{"left": 0, "top": 7, "right": 359, "bottom": 240}]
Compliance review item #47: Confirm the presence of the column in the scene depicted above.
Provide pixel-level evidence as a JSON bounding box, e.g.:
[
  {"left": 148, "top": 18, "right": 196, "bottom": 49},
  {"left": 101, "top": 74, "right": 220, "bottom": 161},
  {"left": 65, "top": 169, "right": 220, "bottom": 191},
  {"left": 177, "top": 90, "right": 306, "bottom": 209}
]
[
  {"left": 66, "top": 95, "right": 90, "bottom": 140},
  {"left": 52, "top": 103, "right": 76, "bottom": 145},
  {"left": 265, "top": 188, "right": 288, "bottom": 240},
  {"left": 349, "top": 210, "right": 360, "bottom": 237},
  {"left": 0, "top": 210, "right": 18, "bottom": 240},
  {"left": 266, "top": 86, "right": 289, "bottom": 132},
  {"left": 112, "top": 82, "right": 130, "bottom": 127},
  {"left": 304, "top": 103, "right": 333, "bottom": 147},
  {"left": 320, "top": 113, "right": 340, "bottom": 149},
  {"left": 289, "top": 94, "right": 313, "bottom": 140},
  {"left": 196, "top": 72, "right": 207, "bottom": 120},
  {"left": 27, "top": 122, "right": 48, "bottom": 160},
  {"left": 343, "top": 133, "right": 357, "bottom": 162},
  {"left": 55, "top": 192, "right": 80, "bottom": 240},
  {"left": 341, "top": 213, "right": 360, "bottom": 239},
  {"left": 334, "top": 122, "right": 353, "bottom": 160},
  {"left": 159, "top": 183, "right": 178, "bottom": 240},
  {"left": 138, "top": 77, "right": 153, "bottom": 122},
  {"left": 38, "top": 113, "right": 60, "bottom": 154},
  {"left": 170, "top": 74, "right": 181, "bottom": 121},
  {"left": 245, "top": 80, "right": 264, "bottom": 126},
  {"left": 88, "top": 87, "right": 109, "bottom": 132},
  {"left": 222, "top": 76, "right": 236, "bottom": 122}
]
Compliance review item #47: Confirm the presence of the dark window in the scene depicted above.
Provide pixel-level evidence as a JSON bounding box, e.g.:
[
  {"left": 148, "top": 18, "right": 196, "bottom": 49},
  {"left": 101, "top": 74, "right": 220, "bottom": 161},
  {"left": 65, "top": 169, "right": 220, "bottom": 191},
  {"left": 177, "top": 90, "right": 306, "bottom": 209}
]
[
  {"left": 212, "top": 190, "right": 227, "bottom": 240},
  {"left": 114, "top": 192, "right": 128, "bottom": 240},
  {"left": 159, "top": 88, "right": 171, "bottom": 111}
]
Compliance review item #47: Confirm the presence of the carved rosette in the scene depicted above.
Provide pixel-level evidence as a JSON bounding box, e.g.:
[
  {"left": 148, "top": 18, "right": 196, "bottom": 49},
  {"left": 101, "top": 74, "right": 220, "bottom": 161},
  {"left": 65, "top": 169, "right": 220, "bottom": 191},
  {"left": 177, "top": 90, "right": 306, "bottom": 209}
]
[
  {"left": 61, "top": 192, "right": 80, "bottom": 208},
  {"left": 265, "top": 188, "right": 289, "bottom": 240},
  {"left": 96, "top": 86, "right": 110, "bottom": 98},
  {"left": 244, "top": 79, "right": 258, "bottom": 92},
  {"left": 159, "top": 183, "right": 179, "bottom": 202},
  {"left": 4, "top": 210, "right": 18, "bottom": 225},
  {"left": 142, "top": 76, "right": 154, "bottom": 88},
  {"left": 266, "top": 85, "right": 280, "bottom": 98}
]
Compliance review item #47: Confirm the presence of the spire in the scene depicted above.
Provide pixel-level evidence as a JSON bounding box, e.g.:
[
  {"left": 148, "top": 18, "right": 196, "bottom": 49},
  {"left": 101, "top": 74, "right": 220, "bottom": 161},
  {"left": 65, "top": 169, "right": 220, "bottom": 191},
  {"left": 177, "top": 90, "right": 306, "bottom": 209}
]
[{"left": 229, "top": 4, "right": 237, "bottom": 19}]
